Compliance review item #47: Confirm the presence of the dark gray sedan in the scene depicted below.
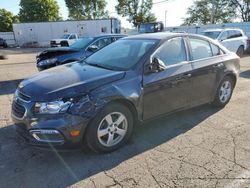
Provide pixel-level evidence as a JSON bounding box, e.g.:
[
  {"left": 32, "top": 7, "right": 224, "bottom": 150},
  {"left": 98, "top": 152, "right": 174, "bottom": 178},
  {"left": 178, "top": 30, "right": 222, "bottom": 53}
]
[
  {"left": 36, "top": 34, "right": 126, "bottom": 71},
  {"left": 12, "top": 33, "right": 240, "bottom": 153}
]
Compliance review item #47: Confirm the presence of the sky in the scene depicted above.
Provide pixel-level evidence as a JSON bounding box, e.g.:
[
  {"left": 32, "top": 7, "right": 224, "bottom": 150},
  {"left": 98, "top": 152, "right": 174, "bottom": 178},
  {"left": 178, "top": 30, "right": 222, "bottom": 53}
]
[{"left": 0, "top": 0, "right": 194, "bottom": 28}]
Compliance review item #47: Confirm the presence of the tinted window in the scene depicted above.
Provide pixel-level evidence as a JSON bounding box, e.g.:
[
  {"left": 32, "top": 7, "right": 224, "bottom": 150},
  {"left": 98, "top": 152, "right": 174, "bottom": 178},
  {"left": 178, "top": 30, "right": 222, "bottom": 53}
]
[
  {"left": 220, "top": 31, "right": 228, "bottom": 40},
  {"left": 61, "top": 34, "right": 70, "bottom": 39},
  {"left": 228, "top": 30, "right": 237, "bottom": 39},
  {"left": 70, "top": 37, "right": 94, "bottom": 49},
  {"left": 85, "top": 39, "right": 157, "bottom": 70},
  {"left": 112, "top": 36, "right": 123, "bottom": 42},
  {"left": 92, "top": 38, "right": 112, "bottom": 49},
  {"left": 203, "top": 31, "right": 221, "bottom": 39},
  {"left": 189, "top": 38, "right": 212, "bottom": 60},
  {"left": 154, "top": 37, "right": 187, "bottom": 66},
  {"left": 234, "top": 30, "right": 242, "bottom": 38}
]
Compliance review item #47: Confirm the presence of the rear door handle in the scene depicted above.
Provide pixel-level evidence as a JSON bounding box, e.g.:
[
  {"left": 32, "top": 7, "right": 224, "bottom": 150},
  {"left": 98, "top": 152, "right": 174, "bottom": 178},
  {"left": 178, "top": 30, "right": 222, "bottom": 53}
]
[
  {"left": 213, "top": 63, "right": 224, "bottom": 68},
  {"left": 182, "top": 73, "right": 192, "bottom": 79},
  {"left": 175, "top": 73, "right": 192, "bottom": 81}
]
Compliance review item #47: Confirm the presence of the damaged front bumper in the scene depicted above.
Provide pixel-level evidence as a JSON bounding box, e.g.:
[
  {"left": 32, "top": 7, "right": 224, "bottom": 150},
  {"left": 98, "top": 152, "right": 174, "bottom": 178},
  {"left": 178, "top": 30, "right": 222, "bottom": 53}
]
[{"left": 11, "top": 93, "right": 101, "bottom": 149}]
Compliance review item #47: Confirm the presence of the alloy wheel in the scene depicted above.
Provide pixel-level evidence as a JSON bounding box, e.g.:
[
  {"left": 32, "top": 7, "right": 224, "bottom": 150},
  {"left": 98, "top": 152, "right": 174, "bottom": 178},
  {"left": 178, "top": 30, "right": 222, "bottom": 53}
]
[
  {"left": 97, "top": 112, "right": 128, "bottom": 147},
  {"left": 219, "top": 80, "right": 232, "bottom": 103}
]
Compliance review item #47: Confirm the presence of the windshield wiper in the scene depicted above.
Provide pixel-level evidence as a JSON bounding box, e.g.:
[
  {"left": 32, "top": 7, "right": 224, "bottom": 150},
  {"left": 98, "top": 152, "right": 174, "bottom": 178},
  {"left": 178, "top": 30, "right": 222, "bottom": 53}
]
[{"left": 86, "top": 62, "right": 115, "bottom": 70}]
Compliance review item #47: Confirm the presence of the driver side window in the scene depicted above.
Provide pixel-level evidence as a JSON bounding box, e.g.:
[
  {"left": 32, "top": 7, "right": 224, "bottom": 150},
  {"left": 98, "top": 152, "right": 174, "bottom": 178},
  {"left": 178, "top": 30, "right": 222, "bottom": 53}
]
[{"left": 153, "top": 37, "right": 187, "bottom": 66}]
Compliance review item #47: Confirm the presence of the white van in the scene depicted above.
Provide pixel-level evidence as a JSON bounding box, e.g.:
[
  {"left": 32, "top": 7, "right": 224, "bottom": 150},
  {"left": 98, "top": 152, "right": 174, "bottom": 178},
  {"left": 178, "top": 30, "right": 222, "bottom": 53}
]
[{"left": 202, "top": 28, "right": 248, "bottom": 57}]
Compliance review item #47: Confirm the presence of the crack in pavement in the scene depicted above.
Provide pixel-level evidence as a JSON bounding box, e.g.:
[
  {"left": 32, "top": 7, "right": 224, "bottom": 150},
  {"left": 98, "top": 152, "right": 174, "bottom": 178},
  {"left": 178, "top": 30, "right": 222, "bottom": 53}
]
[{"left": 145, "top": 158, "right": 165, "bottom": 188}]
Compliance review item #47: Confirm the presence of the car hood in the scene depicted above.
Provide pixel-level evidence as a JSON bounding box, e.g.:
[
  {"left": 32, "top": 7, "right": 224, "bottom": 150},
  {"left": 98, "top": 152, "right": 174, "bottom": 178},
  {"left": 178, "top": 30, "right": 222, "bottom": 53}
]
[
  {"left": 18, "top": 63, "right": 125, "bottom": 101},
  {"left": 37, "top": 47, "right": 80, "bottom": 60}
]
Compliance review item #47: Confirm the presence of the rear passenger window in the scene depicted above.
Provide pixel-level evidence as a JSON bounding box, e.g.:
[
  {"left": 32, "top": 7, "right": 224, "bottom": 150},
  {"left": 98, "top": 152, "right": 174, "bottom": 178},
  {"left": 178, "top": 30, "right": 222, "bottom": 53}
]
[
  {"left": 228, "top": 30, "right": 237, "bottom": 39},
  {"left": 189, "top": 38, "right": 212, "bottom": 60},
  {"left": 234, "top": 30, "right": 242, "bottom": 38},
  {"left": 154, "top": 37, "right": 187, "bottom": 66}
]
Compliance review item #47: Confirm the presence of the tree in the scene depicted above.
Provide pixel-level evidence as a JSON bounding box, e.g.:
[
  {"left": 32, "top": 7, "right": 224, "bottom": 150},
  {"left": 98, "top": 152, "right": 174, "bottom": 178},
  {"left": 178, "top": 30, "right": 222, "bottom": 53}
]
[
  {"left": 19, "top": 0, "right": 61, "bottom": 22},
  {"left": 183, "top": 0, "right": 236, "bottom": 25},
  {"left": 65, "top": 0, "right": 109, "bottom": 20},
  {"left": 230, "top": 0, "right": 250, "bottom": 21},
  {"left": 116, "top": 0, "right": 156, "bottom": 28},
  {"left": 0, "top": 9, "right": 19, "bottom": 32}
]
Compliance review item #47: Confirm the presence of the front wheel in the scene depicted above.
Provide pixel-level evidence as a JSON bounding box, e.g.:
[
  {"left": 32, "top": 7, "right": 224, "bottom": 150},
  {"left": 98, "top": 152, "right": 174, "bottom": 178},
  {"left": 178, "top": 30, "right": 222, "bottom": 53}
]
[
  {"left": 85, "top": 103, "right": 134, "bottom": 153},
  {"left": 213, "top": 76, "right": 234, "bottom": 107}
]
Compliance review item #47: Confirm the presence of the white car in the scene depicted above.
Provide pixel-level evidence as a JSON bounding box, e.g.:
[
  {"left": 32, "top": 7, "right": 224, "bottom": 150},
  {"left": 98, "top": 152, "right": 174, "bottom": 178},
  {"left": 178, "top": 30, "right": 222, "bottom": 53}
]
[{"left": 202, "top": 28, "right": 248, "bottom": 57}]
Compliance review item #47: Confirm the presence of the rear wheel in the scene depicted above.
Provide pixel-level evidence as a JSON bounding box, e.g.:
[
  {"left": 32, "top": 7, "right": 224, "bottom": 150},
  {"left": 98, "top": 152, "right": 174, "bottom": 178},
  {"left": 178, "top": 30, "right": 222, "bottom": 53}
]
[
  {"left": 213, "top": 76, "right": 234, "bottom": 107},
  {"left": 85, "top": 103, "right": 134, "bottom": 153},
  {"left": 236, "top": 46, "right": 244, "bottom": 57}
]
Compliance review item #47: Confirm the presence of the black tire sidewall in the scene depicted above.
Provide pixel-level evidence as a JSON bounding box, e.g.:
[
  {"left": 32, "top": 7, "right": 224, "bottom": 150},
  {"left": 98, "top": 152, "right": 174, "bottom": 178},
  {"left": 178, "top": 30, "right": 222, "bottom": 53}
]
[
  {"left": 213, "top": 76, "right": 234, "bottom": 107},
  {"left": 85, "top": 103, "right": 134, "bottom": 153},
  {"left": 236, "top": 46, "right": 244, "bottom": 57}
]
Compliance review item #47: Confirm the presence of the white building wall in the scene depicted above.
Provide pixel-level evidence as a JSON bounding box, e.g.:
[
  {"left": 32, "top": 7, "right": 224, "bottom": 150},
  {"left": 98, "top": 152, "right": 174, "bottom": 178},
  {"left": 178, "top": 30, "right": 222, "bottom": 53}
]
[{"left": 13, "top": 19, "right": 117, "bottom": 47}]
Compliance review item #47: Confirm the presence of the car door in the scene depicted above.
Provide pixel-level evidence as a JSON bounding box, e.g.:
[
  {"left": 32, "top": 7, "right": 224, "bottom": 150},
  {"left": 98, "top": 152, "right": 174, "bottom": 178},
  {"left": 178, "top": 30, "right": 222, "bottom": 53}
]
[
  {"left": 143, "top": 37, "right": 193, "bottom": 120},
  {"left": 187, "top": 37, "right": 224, "bottom": 106},
  {"left": 68, "top": 34, "right": 77, "bottom": 45}
]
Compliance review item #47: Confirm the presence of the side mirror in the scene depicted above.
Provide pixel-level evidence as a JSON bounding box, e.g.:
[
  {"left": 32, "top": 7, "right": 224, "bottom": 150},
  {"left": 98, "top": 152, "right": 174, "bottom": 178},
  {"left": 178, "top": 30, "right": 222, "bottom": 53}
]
[
  {"left": 148, "top": 57, "right": 167, "bottom": 73},
  {"left": 87, "top": 45, "right": 99, "bottom": 52}
]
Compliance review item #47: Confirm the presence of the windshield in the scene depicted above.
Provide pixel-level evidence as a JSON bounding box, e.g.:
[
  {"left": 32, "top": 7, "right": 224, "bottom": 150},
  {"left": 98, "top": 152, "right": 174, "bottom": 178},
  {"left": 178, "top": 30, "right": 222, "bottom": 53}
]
[
  {"left": 84, "top": 39, "right": 158, "bottom": 70},
  {"left": 203, "top": 31, "right": 221, "bottom": 39},
  {"left": 70, "top": 37, "right": 94, "bottom": 49},
  {"left": 61, "top": 34, "right": 70, "bottom": 39}
]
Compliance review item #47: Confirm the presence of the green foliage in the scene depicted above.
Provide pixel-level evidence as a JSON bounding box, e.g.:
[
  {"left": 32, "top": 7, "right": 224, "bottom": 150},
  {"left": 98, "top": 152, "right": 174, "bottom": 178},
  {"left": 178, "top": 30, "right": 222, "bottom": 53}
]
[
  {"left": 116, "top": 0, "right": 156, "bottom": 28},
  {"left": 231, "top": 0, "right": 250, "bottom": 21},
  {"left": 19, "top": 0, "right": 61, "bottom": 22},
  {"left": 0, "top": 9, "right": 19, "bottom": 32},
  {"left": 183, "top": 0, "right": 236, "bottom": 25},
  {"left": 65, "top": 0, "right": 109, "bottom": 20}
]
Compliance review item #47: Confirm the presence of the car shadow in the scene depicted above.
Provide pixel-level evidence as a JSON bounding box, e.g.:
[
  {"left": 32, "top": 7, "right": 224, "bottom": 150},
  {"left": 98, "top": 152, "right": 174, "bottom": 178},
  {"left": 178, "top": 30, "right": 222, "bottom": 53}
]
[
  {"left": 0, "top": 105, "right": 221, "bottom": 187},
  {"left": 240, "top": 70, "right": 250, "bottom": 79},
  {"left": 0, "top": 79, "right": 23, "bottom": 95}
]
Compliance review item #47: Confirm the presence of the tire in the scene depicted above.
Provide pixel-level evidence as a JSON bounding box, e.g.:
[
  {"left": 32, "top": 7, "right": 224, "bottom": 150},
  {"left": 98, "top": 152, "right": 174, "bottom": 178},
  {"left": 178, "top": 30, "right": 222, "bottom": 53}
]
[
  {"left": 85, "top": 103, "right": 134, "bottom": 153},
  {"left": 236, "top": 46, "right": 244, "bottom": 57},
  {"left": 213, "top": 76, "right": 234, "bottom": 107}
]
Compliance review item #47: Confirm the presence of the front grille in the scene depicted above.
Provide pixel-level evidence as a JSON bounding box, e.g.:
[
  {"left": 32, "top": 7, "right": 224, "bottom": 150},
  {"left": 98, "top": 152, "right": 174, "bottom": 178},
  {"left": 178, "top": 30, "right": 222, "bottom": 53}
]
[
  {"left": 18, "top": 91, "right": 30, "bottom": 101},
  {"left": 12, "top": 101, "right": 25, "bottom": 118}
]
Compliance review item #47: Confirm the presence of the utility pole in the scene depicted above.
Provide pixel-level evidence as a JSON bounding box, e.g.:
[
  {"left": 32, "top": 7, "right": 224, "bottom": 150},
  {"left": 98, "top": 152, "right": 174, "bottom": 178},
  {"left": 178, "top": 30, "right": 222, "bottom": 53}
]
[
  {"left": 165, "top": 10, "right": 167, "bottom": 27},
  {"left": 211, "top": 0, "right": 216, "bottom": 24}
]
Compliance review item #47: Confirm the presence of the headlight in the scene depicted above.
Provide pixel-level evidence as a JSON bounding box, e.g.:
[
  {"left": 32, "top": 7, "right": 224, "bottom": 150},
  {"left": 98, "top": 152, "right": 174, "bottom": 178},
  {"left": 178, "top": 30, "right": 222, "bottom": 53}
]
[
  {"left": 38, "top": 58, "right": 57, "bottom": 66},
  {"left": 34, "top": 100, "right": 71, "bottom": 114}
]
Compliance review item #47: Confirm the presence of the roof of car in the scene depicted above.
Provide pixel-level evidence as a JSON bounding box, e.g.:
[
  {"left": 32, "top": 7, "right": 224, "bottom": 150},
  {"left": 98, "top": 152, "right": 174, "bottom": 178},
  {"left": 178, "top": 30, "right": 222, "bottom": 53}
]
[
  {"left": 203, "top": 28, "right": 243, "bottom": 32},
  {"left": 79, "top": 34, "right": 127, "bottom": 39},
  {"left": 123, "top": 32, "right": 205, "bottom": 40}
]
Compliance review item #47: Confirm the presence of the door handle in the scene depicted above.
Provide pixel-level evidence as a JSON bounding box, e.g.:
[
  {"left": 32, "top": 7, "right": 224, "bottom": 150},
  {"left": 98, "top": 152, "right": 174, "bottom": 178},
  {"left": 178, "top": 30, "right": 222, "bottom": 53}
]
[
  {"left": 182, "top": 73, "right": 192, "bottom": 79},
  {"left": 213, "top": 63, "right": 224, "bottom": 68}
]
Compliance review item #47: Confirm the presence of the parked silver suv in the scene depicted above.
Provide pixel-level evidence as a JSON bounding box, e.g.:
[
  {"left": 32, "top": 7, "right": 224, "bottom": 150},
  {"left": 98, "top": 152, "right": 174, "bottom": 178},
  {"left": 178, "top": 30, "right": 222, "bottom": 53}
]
[{"left": 202, "top": 28, "right": 248, "bottom": 57}]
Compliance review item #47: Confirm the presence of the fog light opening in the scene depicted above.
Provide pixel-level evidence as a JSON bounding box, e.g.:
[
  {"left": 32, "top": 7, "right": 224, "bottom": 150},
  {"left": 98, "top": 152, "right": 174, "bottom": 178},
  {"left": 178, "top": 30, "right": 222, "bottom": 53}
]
[
  {"left": 70, "top": 130, "right": 80, "bottom": 137},
  {"left": 29, "top": 129, "right": 64, "bottom": 143}
]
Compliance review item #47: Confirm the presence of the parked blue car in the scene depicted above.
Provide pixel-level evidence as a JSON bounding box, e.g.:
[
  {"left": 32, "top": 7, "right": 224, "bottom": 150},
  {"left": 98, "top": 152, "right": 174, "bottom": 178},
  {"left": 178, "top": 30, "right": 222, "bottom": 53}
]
[{"left": 36, "top": 34, "right": 126, "bottom": 71}]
